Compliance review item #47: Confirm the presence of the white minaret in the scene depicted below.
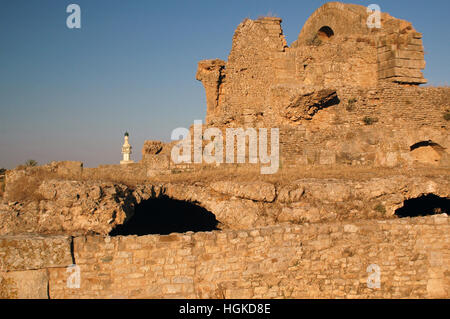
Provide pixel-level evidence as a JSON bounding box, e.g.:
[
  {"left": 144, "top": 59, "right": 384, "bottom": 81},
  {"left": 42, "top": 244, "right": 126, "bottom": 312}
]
[{"left": 120, "top": 132, "right": 134, "bottom": 165}]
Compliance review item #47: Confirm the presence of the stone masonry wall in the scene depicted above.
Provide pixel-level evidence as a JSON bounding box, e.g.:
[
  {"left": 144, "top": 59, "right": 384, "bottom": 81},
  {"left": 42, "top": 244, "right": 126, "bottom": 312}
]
[
  {"left": 0, "top": 235, "right": 72, "bottom": 298},
  {"left": 278, "top": 85, "right": 450, "bottom": 166},
  {"left": 2, "top": 216, "right": 446, "bottom": 299},
  {"left": 145, "top": 84, "right": 449, "bottom": 169}
]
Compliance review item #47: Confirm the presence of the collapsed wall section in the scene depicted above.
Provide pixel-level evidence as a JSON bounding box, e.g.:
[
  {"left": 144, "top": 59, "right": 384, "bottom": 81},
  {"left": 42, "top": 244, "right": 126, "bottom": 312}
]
[{"left": 295, "top": 2, "right": 427, "bottom": 84}]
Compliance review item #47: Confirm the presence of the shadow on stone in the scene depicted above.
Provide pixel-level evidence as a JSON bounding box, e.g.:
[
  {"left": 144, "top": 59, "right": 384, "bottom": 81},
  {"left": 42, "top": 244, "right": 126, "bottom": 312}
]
[{"left": 110, "top": 196, "right": 220, "bottom": 236}]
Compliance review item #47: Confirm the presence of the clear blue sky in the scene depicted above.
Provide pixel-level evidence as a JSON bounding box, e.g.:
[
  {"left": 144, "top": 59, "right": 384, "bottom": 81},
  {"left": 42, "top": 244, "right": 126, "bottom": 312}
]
[{"left": 0, "top": 0, "right": 449, "bottom": 168}]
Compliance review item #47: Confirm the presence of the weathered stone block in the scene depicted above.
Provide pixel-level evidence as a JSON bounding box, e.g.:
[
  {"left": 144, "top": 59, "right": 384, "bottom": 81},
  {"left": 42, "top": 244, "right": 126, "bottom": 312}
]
[
  {"left": 210, "top": 181, "right": 276, "bottom": 202},
  {"left": 0, "top": 269, "right": 48, "bottom": 299},
  {"left": 395, "top": 49, "right": 425, "bottom": 60},
  {"left": 0, "top": 235, "right": 72, "bottom": 271},
  {"left": 319, "top": 150, "right": 336, "bottom": 165}
]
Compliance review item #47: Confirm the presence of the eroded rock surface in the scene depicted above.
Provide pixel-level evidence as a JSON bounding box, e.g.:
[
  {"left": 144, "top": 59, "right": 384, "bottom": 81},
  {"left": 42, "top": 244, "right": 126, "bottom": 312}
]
[
  {"left": 0, "top": 235, "right": 72, "bottom": 271},
  {"left": 271, "top": 85, "right": 339, "bottom": 122},
  {"left": 0, "top": 180, "right": 135, "bottom": 236},
  {"left": 1, "top": 175, "right": 448, "bottom": 236},
  {"left": 209, "top": 181, "right": 276, "bottom": 202}
]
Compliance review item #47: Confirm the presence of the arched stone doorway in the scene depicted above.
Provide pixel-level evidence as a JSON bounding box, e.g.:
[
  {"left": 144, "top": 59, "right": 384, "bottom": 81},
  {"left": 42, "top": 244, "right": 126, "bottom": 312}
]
[
  {"left": 317, "top": 26, "right": 334, "bottom": 40},
  {"left": 410, "top": 141, "right": 446, "bottom": 165},
  {"left": 395, "top": 194, "right": 449, "bottom": 218},
  {"left": 110, "top": 196, "right": 220, "bottom": 236}
]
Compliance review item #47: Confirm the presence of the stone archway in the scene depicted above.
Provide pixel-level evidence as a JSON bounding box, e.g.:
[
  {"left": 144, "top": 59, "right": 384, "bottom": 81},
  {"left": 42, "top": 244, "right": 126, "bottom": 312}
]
[
  {"left": 410, "top": 141, "right": 446, "bottom": 165},
  {"left": 395, "top": 194, "right": 449, "bottom": 218},
  {"left": 110, "top": 195, "right": 220, "bottom": 236},
  {"left": 317, "top": 26, "right": 334, "bottom": 40}
]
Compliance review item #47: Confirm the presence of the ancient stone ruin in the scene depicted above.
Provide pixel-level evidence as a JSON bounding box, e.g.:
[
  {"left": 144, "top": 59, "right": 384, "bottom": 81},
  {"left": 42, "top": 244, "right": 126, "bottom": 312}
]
[{"left": 0, "top": 2, "right": 449, "bottom": 299}]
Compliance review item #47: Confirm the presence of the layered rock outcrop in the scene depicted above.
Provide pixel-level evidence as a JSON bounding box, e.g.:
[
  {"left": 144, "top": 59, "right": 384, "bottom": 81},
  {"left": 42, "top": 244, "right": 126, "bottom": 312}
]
[
  {"left": 197, "top": 2, "right": 428, "bottom": 128},
  {"left": 0, "top": 180, "right": 135, "bottom": 236},
  {"left": 2, "top": 170, "right": 447, "bottom": 236}
]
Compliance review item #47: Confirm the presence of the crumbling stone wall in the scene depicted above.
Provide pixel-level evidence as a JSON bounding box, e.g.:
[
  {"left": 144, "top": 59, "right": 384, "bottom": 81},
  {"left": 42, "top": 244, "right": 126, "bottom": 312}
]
[
  {"left": 143, "top": 83, "right": 450, "bottom": 169},
  {"left": 2, "top": 168, "right": 448, "bottom": 236},
  {"left": 101, "top": 2, "right": 446, "bottom": 172},
  {"left": 1, "top": 216, "right": 448, "bottom": 298},
  {"left": 295, "top": 2, "right": 427, "bottom": 84},
  {"left": 182, "top": 2, "right": 446, "bottom": 171},
  {"left": 0, "top": 2, "right": 448, "bottom": 301},
  {"left": 278, "top": 85, "right": 450, "bottom": 166},
  {"left": 196, "top": 3, "right": 428, "bottom": 128}
]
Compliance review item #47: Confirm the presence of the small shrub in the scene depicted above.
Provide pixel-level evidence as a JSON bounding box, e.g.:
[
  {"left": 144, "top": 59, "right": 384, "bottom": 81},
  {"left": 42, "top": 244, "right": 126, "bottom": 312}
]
[
  {"left": 258, "top": 11, "right": 278, "bottom": 19},
  {"left": 25, "top": 159, "right": 38, "bottom": 167},
  {"left": 333, "top": 113, "right": 344, "bottom": 125},
  {"left": 0, "top": 180, "right": 4, "bottom": 198},
  {"left": 5, "top": 175, "right": 44, "bottom": 202},
  {"left": 444, "top": 110, "right": 450, "bottom": 121},
  {"left": 346, "top": 98, "right": 357, "bottom": 111},
  {"left": 363, "top": 116, "right": 379, "bottom": 125},
  {"left": 306, "top": 35, "right": 322, "bottom": 46},
  {"left": 5, "top": 168, "right": 57, "bottom": 202},
  {"left": 374, "top": 203, "right": 386, "bottom": 214}
]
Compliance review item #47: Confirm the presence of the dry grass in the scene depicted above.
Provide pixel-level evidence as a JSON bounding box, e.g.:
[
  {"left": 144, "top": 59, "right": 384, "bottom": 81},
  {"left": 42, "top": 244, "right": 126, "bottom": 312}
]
[
  {"left": 146, "top": 164, "right": 450, "bottom": 186},
  {"left": 4, "top": 163, "right": 449, "bottom": 201},
  {"left": 306, "top": 35, "right": 322, "bottom": 46},
  {"left": 5, "top": 169, "right": 59, "bottom": 202},
  {"left": 6, "top": 175, "right": 41, "bottom": 201},
  {"left": 257, "top": 12, "right": 279, "bottom": 19}
]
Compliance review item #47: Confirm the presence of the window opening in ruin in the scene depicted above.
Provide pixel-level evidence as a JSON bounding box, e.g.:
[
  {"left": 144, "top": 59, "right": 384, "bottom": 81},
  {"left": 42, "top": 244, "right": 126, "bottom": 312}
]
[
  {"left": 317, "top": 26, "right": 334, "bottom": 40},
  {"left": 110, "top": 196, "right": 220, "bottom": 236},
  {"left": 394, "top": 194, "right": 449, "bottom": 218},
  {"left": 410, "top": 140, "right": 443, "bottom": 151},
  {"left": 409, "top": 140, "right": 445, "bottom": 164}
]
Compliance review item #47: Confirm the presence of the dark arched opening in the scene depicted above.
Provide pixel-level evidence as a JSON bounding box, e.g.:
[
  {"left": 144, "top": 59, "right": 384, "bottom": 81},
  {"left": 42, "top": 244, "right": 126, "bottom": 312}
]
[
  {"left": 410, "top": 140, "right": 446, "bottom": 164},
  {"left": 410, "top": 140, "right": 443, "bottom": 151},
  {"left": 110, "top": 196, "right": 220, "bottom": 236},
  {"left": 395, "top": 194, "right": 449, "bottom": 218},
  {"left": 317, "top": 26, "right": 334, "bottom": 40}
]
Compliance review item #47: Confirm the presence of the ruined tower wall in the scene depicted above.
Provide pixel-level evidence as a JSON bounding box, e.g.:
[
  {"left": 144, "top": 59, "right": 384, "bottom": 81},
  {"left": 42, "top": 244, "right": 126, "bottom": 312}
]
[
  {"left": 196, "top": 2, "right": 428, "bottom": 129},
  {"left": 211, "top": 17, "right": 288, "bottom": 126},
  {"left": 295, "top": 2, "right": 427, "bottom": 84},
  {"left": 147, "top": 84, "right": 450, "bottom": 168}
]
